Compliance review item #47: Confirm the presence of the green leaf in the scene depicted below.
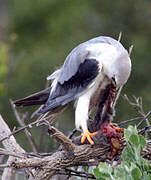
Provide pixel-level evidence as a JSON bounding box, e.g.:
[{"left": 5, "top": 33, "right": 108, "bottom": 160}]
[
  {"left": 114, "top": 167, "right": 125, "bottom": 179},
  {"left": 131, "top": 167, "right": 142, "bottom": 180},
  {"left": 122, "top": 144, "right": 136, "bottom": 163},
  {"left": 93, "top": 168, "right": 110, "bottom": 180},
  {"left": 146, "top": 174, "right": 151, "bottom": 180},
  {"left": 98, "top": 162, "right": 112, "bottom": 174},
  {"left": 124, "top": 126, "right": 138, "bottom": 142},
  {"left": 130, "top": 162, "right": 137, "bottom": 170},
  {"left": 126, "top": 175, "right": 134, "bottom": 180},
  {"left": 143, "top": 163, "right": 151, "bottom": 173},
  {"left": 142, "top": 171, "right": 151, "bottom": 180},
  {"left": 139, "top": 135, "right": 146, "bottom": 148},
  {"left": 129, "top": 134, "right": 139, "bottom": 148},
  {"left": 94, "top": 168, "right": 103, "bottom": 178},
  {"left": 82, "top": 166, "right": 87, "bottom": 171}
]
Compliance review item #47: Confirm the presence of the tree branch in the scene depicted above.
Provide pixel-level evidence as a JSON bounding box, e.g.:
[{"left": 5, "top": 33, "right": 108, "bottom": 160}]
[
  {"left": 3, "top": 125, "right": 149, "bottom": 180},
  {"left": 0, "top": 114, "right": 25, "bottom": 180}
]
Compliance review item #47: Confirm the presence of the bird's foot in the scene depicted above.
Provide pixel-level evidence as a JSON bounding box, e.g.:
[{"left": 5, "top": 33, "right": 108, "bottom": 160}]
[
  {"left": 81, "top": 129, "right": 98, "bottom": 145},
  {"left": 100, "top": 122, "right": 124, "bottom": 159}
]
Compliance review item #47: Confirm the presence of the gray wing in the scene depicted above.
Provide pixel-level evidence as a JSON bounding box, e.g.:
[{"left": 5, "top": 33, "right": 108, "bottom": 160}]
[
  {"left": 58, "top": 44, "right": 90, "bottom": 84},
  {"left": 47, "top": 69, "right": 61, "bottom": 81},
  {"left": 35, "top": 57, "right": 100, "bottom": 116}
]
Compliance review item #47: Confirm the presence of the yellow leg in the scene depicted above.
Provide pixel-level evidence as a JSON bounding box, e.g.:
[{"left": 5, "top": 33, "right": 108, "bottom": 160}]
[{"left": 81, "top": 129, "right": 98, "bottom": 145}]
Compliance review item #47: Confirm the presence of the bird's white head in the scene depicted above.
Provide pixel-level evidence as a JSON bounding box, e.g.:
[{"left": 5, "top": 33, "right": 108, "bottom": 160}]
[
  {"left": 108, "top": 50, "right": 131, "bottom": 88},
  {"left": 100, "top": 42, "right": 131, "bottom": 88}
]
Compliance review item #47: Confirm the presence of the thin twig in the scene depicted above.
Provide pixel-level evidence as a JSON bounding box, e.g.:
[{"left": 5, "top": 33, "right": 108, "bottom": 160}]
[
  {"left": 137, "top": 110, "right": 151, "bottom": 128},
  {"left": 55, "top": 171, "right": 96, "bottom": 179},
  {"left": 0, "top": 118, "right": 44, "bottom": 143},
  {"left": 118, "top": 32, "right": 122, "bottom": 42},
  {"left": 0, "top": 149, "right": 25, "bottom": 159},
  {"left": 113, "top": 39, "right": 133, "bottom": 109},
  {"left": 64, "top": 168, "right": 96, "bottom": 179},
  {"left": 119, "top": 117, "right": 142, "bottom": 126},
  {"left": 123, "top": 95, "right": 151, "bottom": 127},
  {"left": 67, "top": 128, "right": 77, "bottom": 139},
  {"left": 129, "top": 45, "right": 133, "bottom": 56},
  {"left": 86, "top": 166, "right": 89, "bottom": 180},
  {"left": 24, "top": 152, "right": 53, "bottom": 158},
  {"left": 10, "top": 99, "right": 38, "bottom": 153},
  {"left": 34, "top": 167, "right": 96, "bottom": 179},
  {"left": 113, "top": 86, "right": 123, "bottom": 108}
]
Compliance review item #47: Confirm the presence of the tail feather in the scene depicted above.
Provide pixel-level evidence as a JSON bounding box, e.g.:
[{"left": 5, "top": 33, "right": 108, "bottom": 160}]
[
  {"left": 31, "top": 103, "right": 67, "bottom": 119},
  {"left": 13, "top": 87, "right": 75, "bottom": 119},
  {"left": 32, "top": 93, "right": 75, "bottom": 117},
  {"left": 13, "top": 87, "right": 51, "bottom": 107}
]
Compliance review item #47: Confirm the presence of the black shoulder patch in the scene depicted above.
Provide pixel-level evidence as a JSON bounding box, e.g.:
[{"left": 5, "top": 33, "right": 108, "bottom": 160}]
[{"left": 51, "top": 59, "right": 99, "bottom": 99}]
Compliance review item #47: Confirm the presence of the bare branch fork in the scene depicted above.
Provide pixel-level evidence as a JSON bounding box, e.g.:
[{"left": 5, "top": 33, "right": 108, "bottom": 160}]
[{"left": 123, "top": 95, "right": 151, "bottom": 128}]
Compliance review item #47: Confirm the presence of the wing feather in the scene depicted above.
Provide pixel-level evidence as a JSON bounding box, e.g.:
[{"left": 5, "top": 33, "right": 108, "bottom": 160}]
[
  {"left": 58, "top": 44, "right": 90, "bottom": 84},
  {"left": 36, "top": 58, "right": 100, "bottom": 115}
]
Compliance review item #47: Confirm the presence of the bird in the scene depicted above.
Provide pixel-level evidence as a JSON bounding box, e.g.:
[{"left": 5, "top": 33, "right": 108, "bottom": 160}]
[{"left": 14, "top": 36, "right": 131, "bottom": 145}]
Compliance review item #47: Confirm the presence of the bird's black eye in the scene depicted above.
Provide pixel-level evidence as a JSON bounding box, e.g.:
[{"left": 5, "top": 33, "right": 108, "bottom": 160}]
[{"left": 112, "top": 77, "right": 116, "bottom": 85}]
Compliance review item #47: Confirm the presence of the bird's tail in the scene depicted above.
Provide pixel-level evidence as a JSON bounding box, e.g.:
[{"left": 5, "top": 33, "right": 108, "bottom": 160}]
[
  {"left": 13, "top": 87, "right": 74, "bottom": 119},
  {"left": 13, "top": 88, "right": 51, "bottom": 107},
  {"left": 31, "top": 93, "right": 74, "bottom": 118}
]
